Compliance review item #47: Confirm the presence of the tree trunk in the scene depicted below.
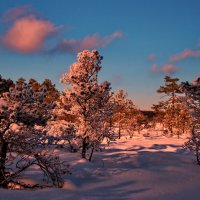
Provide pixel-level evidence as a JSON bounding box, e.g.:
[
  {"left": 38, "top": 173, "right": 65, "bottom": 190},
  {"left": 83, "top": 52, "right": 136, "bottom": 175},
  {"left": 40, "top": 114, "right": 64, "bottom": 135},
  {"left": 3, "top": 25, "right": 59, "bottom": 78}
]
[
  {"left": 81, "top": 137, "right": 87, "bottom": 159},
  {"left": 172, "top": 92, "right": 175, "bottom": 115},
  {"left": 182, "top": 127, "right": 185, "bottom": 134},
  {"left": 88, "top": 147, "right": 94, "bottom": 162},
  {"left": 109, "top": 118, "right": 112, "bottom": 130},
  {"left": 118, "top": 126, "right": 121, "bottom": 139},
  {"left": 169, "top": 126, "right": 173, "bottom": 134},
  {"left": 0, "top": 139, "right": 8, "bottom": 187},
  {"left": 196, "top": 153, "right": 200, "bottom": 165},
  {"left": 196, "top": 149, "right": 200, "bottom": 165}
]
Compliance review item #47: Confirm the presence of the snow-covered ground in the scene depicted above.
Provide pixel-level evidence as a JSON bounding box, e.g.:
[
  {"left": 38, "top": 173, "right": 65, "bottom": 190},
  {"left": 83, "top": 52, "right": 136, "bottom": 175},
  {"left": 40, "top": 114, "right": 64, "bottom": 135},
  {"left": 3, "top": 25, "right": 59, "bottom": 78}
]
[{"left": 1, "top": 132, "right": 200, "bottom": 200}]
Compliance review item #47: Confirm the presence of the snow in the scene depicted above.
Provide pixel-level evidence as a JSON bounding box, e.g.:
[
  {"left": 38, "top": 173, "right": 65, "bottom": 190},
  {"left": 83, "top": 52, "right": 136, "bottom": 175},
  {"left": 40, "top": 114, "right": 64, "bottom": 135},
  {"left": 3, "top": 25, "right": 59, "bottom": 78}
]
[{"left": 0, "top": 133, "right": 200, "bottom": 200}]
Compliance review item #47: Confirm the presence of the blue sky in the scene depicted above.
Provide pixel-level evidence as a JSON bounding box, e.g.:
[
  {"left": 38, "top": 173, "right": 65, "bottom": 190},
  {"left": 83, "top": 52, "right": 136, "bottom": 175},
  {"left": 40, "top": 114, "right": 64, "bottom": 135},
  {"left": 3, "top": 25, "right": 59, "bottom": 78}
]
[{"left": 0, "top": 0, "right": 200, "bottom": 109}]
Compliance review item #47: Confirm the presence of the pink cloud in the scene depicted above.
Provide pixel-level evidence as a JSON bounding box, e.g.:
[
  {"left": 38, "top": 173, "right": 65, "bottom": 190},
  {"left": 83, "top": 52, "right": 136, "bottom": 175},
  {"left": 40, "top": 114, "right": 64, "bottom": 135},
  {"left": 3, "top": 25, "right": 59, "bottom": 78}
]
[
  {"left": 1, "top": 5, "right": 32, "bottom": 22},
  {"left": 150, "top": 63, "right": 177, "bottom": 74},
  {"left": 170, "top": 49, "right": 200, "bottom": 62},
  {"left": 1, "top": 16, "right": 57, "bottom": 53},
  {"left": 147, "top": 53, "right": 156, "bottom": 61},
  {"left": 160, "top": 64, "right": 177, "bottom": 74},
  {"left": 150, "top": 64, "right": 158, "bottom": 72},
  {"left": 51, "top": 31, "right": 123, "bottom": 54}
]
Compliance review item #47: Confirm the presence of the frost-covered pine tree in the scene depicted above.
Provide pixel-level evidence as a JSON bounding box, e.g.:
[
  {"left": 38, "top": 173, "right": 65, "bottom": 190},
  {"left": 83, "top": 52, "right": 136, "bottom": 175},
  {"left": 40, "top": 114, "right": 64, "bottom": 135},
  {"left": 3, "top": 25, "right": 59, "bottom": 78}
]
[
  {"left": 0, "top": 78, "right": 68, "bottom": 189},
  {"left": 157, "top": 76, "right": 181, "bottom": 134},
  {"left": 47, "top": 103, "right": 77, "bottom": 152},
  {"left": 151, "top": 101, "right": 166, "bottom": 128},
  {"left": 0, "top": 75, "right": 13, "bottom": 95},
  {"left": 155, "top": 76, "right": 191, "bottom": 137},
  {"left": 182, "top": 77, "right": 200, "bottom": 126},
  {"left": 60, "top": 50, "right": 113, "bottom": 161},
  {"left": 111, "top": 89, "right": 140, "bottom": 138},
  {"left": 46, "top": 88, "right": 78, "bottom": 152},
  {"left": 129, "top": 110, "right": 147, "bottom": 136},
  {"left": 112, "top": 89, "right": 131, "bottom": 139},
  {"left": 182, "top": 77, "right": 200, "bottom": 165}
]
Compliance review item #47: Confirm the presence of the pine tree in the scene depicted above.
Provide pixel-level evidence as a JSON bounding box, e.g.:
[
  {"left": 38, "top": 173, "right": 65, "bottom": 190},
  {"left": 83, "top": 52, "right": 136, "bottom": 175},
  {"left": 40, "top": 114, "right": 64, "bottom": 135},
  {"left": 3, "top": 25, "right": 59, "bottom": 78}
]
[
  {"left": 111, "top": 90, "right": 146, "bottom": 138},
  {"left": 0, "top": 75, "right": 14, "bottom": 95},
  {"left": 155, "top": 76, "right": 191, "bottom": 136},
  {"left": 111, "top": 89, "right": 135, "bottom": 138},
  {"left": 28, "top": 78, "right": 41, "bottom": 91},
  {"left": 151, "top": 101, "right": 166, "bottom": 128},
  {"left": 60, "top": 50, "right": 114, "bottom": 161},
  {"left": 41, "top": 79, "right": 59, "bottom": 104},
  {"left": 183, "top": 77, "right": 200, "bottom": 165},
  {"left": 182, "top": 77, "right": 200, "bottom": 127},
  {"left": 0, "top": 77, "right": 68, "bottom": 188}
]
